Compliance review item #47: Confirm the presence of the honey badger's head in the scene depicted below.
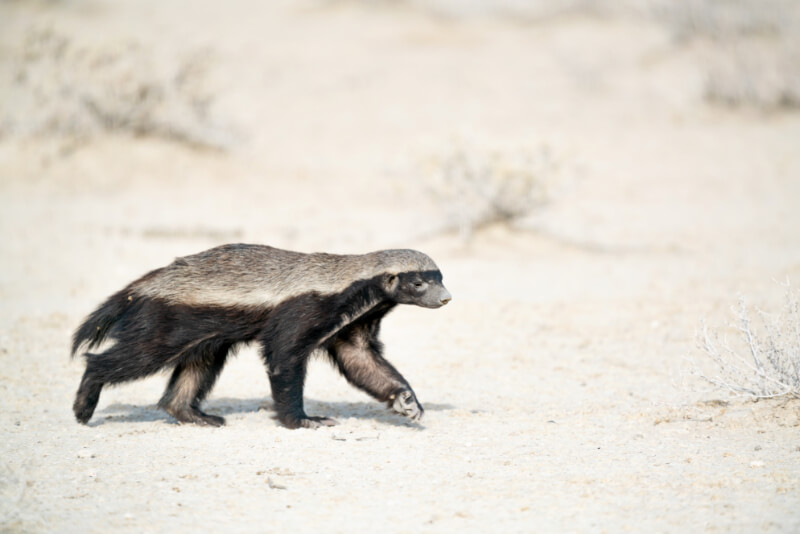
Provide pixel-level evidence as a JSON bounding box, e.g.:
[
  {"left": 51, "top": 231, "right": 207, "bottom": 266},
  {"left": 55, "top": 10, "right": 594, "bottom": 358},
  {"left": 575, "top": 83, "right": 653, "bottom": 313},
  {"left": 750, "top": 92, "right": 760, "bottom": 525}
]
[
  {"left": 373, "top": 250, "right": 451, "bottom": 309},
  {"left": 384, "top": 270, "right": 452, "bottom": 309}
]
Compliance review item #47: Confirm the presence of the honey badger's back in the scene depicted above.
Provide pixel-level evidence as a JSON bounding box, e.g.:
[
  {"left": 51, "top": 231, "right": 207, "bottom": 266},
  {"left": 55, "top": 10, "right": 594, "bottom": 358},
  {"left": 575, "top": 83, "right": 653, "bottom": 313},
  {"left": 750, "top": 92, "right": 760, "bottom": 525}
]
[
  {"left": 72, "top": 244, "right": 439, "bottom": 356},
  {"left": 131, "top": 243, "right": 439, "bottom": 308}
]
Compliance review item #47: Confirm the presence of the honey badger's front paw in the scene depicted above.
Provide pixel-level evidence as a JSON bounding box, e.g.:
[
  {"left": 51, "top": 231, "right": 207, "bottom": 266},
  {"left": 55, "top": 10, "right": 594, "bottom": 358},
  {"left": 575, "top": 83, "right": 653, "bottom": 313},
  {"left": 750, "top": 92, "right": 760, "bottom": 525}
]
[
  {"left": 390, "top": 390, "right": 424, "bottom": 421},
  {"left": 280, "top": 413, "right": 338, "bottom": 429}
]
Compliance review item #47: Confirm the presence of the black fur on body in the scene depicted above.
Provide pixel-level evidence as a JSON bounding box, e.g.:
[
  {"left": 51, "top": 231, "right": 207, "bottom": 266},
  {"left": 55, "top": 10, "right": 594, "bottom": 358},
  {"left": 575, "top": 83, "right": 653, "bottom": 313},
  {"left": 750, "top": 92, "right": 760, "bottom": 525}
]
[{"left": 71, "top": 244, "right": 451, "bottom": 429}]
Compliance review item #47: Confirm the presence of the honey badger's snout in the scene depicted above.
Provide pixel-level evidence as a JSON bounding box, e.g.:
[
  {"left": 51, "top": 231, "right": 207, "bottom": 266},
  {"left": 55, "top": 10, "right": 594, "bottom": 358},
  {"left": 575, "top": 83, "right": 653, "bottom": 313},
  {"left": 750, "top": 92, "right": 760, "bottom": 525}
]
[
  {"left": 423, "top": 283, "right": 451, "bottom": 308},
  {"left": 438, "top": 286, "right": 452, "bottom": 306}
]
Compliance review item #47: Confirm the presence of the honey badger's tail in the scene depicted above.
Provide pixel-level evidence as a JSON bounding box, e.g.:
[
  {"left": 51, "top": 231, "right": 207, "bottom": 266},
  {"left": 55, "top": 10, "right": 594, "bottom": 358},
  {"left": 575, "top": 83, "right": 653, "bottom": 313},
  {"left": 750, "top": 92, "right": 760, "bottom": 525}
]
[
  {"left": 71, "top": 289, "right": 131, "bottom": 358},
  {"left": 72, "top": 288, "right": 137, "bottom": 424}
]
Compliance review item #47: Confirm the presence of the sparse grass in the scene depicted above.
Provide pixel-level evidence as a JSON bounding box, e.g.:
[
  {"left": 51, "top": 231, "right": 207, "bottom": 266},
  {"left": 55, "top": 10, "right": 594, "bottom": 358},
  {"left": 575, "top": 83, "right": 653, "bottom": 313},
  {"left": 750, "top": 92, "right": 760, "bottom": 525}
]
[
  {"left": 0, "top": 26, "right": 234, "bottom": 151},
  {"left": 690, "top": 281, "right": 800, "bottom": 399}
]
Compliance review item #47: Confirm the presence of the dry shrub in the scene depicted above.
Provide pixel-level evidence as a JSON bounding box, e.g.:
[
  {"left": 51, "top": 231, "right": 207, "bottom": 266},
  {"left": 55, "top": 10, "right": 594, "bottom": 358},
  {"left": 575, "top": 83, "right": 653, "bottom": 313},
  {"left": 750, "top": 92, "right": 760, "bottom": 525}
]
[
  {"left": 0, "top": 26, "right": 233, "bottom": 150},
  {"left": 690, "top": 281, "right": 800, "bottom": 399},
  {"left": 419, "top": 139, "right": 563, "bottom": 239}
]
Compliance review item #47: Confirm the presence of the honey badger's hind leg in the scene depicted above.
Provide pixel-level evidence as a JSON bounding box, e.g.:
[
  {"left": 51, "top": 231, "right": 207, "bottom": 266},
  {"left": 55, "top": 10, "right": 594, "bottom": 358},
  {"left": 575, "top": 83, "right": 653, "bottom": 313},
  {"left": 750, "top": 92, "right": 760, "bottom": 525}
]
[
  {"left": 73, "top": 342, "right": 172, "bottom": 424},
  {"left": 73, "top": 367, "right": 104, "bottom": 424},
  {"left": 158, "top": 341, "right": 231, "bottom": 427}
]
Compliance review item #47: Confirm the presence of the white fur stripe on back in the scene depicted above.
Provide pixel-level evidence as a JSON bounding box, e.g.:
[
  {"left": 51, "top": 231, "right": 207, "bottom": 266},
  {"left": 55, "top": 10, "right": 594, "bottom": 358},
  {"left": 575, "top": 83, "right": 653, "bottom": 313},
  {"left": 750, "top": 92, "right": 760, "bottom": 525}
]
[{"left": 132, "top": 244, "right": 438, "bottom": 308}]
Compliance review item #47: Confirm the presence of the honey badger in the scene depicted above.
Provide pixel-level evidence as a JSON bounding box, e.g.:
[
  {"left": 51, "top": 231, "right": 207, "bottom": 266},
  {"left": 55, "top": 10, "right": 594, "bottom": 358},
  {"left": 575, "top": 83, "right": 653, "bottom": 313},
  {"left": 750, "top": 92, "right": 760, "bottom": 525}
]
[{"left": 71, "top": 244, "right": 451, "bottom": 429}]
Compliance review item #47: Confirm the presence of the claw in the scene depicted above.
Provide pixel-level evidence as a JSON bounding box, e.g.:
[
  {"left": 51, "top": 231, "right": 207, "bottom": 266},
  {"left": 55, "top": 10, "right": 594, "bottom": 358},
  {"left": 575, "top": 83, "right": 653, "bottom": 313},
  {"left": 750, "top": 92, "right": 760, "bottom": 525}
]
[{"left": 391, "top": 389, "right": 424, "bottom": 421}]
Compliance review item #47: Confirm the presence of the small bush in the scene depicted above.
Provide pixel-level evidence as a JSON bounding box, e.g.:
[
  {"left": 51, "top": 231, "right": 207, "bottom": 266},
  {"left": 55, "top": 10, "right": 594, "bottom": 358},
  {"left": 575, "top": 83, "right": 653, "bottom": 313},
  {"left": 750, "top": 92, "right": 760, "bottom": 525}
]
[
  {"left": 419, "top": 139, "right": 562, "bottom": 239},
  {"left": 690, "top": 281, "right": 800, "bottom": 399}
]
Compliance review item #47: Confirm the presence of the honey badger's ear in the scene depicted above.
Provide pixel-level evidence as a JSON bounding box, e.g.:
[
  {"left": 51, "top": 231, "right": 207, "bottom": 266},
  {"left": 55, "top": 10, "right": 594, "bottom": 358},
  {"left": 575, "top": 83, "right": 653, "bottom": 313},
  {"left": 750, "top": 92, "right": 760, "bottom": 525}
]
[{"left": 383, "top": 273, "right": 399, "bottom": 292}]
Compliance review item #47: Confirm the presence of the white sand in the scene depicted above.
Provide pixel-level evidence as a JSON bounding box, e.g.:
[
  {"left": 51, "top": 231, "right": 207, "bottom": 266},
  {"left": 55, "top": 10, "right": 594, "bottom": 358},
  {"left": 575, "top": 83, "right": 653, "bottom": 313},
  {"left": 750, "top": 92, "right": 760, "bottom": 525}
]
[{"left": 2, "top": 1, "right": 799, "bottom": 532}]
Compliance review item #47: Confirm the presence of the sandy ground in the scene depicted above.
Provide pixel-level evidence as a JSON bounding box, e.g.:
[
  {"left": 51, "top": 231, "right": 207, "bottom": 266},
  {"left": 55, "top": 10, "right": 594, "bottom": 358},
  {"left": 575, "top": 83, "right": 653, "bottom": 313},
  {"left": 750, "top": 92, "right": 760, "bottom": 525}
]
[{"left": 2, "top": 1, "right": 800, "bottom": 532}]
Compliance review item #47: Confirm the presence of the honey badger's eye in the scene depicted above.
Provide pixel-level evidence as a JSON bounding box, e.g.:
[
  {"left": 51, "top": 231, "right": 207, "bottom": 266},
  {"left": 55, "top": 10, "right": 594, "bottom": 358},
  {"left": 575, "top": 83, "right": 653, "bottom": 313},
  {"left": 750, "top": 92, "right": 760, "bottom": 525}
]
[{"left": 413, "top": 281, "right": 426, "bottom": 289}]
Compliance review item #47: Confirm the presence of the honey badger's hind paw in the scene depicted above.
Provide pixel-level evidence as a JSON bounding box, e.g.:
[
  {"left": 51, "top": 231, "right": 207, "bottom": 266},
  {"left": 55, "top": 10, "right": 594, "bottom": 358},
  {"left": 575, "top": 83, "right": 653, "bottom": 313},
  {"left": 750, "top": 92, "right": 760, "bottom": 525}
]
[
  {"left": 168, "top": 407, "right": 226, "bottom": 427},
  {"left": 196, "top": 412, "right": 226, "bottom": 427},
  {"left": 391, "top": 390, "right": 424, "bottom": 421}
]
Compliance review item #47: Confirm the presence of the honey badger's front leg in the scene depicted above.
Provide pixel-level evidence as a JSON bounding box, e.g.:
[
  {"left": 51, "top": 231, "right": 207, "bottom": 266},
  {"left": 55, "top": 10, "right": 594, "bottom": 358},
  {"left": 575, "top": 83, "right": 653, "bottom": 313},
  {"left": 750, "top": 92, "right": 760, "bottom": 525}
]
[
  {"left": 265, "top": 346, "right": 338, "bottom": 429},
  {"left": 329, "top": 323, "right": 424, "bottom": 421}
]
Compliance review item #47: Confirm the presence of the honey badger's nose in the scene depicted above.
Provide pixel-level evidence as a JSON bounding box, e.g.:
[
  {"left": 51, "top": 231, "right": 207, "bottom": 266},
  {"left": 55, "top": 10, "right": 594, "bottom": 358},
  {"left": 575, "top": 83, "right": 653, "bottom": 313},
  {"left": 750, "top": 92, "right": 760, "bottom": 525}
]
[{"left": 440, "top": 288, "right": 452, "bottom": 305}]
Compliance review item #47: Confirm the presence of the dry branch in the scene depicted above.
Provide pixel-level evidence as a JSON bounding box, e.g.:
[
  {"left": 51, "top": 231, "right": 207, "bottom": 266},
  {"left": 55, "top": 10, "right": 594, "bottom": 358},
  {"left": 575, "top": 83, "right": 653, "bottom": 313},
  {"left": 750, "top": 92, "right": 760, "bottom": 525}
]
[{"left": 690, "top": 280, "right": 800, "bottom": 399}]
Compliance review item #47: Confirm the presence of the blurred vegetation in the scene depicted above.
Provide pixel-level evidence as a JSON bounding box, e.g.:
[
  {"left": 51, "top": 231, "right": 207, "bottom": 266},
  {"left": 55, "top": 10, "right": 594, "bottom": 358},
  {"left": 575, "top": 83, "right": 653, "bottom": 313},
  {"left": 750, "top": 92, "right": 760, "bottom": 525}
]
[
  {"left": 0, "top": 26, "right": 233, "bottom": 150},
  {"left": 657, "top": 0, "right": 800, "bottom": 109},
  {"left": 385, "top": 0, "right": 800, "bottom": 110},
  {"left": 1, "top": 0, "right": 797, "bottom": 159}
]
